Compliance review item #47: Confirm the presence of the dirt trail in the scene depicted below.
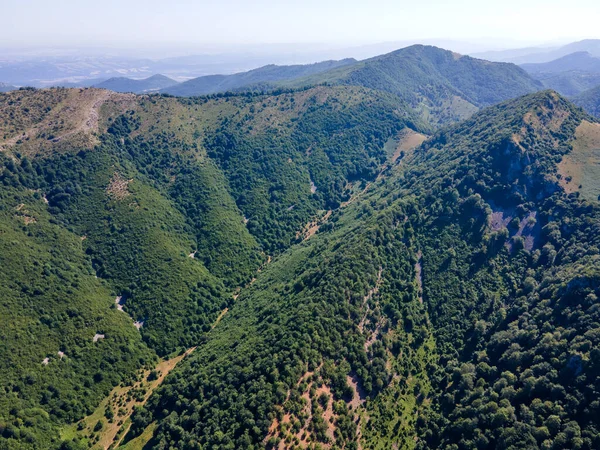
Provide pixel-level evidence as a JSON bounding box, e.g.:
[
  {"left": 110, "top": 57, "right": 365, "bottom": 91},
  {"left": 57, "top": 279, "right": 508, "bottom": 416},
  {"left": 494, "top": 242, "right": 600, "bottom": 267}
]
[{"left": 346, "top": 374, "right": 367, "bottom": 450}]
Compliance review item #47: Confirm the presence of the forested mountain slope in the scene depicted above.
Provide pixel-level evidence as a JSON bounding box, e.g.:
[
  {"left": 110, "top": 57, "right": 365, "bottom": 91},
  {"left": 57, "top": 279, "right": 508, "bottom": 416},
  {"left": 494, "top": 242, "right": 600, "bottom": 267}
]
[
  {"left": 1, "top": 81, "right": 599, "bottom": 450},
  {"left": 120, "top": 91, "right": 600, "bottom": 450},
  {"left": 276, "top": 45, "right": 542, "bottom": 126},
  {"left": 0, "top": 85, "right": 422, "bottom": 449}
]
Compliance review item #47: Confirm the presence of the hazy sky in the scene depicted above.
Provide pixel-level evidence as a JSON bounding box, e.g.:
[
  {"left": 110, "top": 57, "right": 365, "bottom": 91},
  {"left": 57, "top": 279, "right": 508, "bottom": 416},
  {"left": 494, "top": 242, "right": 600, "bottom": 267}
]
[{"left": 4, "top": 0, "right": 599, "bottom": 49}]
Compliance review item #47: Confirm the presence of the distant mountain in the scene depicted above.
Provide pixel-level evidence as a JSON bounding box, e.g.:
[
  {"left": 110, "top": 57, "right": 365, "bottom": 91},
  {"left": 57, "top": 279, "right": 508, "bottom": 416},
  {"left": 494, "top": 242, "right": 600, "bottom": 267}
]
[
  {"left": 573, "top": 84, "right": 600, "bottom": 117},
  {"left": 0, "top": 82, "right": 17, "bottom": 92},
  {"left": 522, "top": 52, "right": 600, "bottom": 73},
  {"left": 472, "top": 39, "right": 600, "bottom": 64},
  {"left": 520, "top": 52, "right": 600, "bottom": 96},
  {"left": 95, "top": 74, "right": 179, "bottom": 93},
  {"left": 282, "top": 45, "right": 542, "bottom": 125},
  {"left": 470, "top": 45, "right": 558, "bottom": 63},
  {"left": 160, "top": 59, "right": 356, "bottom": 96}
]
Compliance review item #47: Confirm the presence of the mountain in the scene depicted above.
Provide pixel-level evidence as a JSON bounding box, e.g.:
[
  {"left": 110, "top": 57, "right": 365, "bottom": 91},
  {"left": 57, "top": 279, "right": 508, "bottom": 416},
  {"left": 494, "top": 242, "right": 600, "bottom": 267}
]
[
  {"left": 282, "top": 45, "right": 542, "bottom": 125},
  {"left": 520, "top": 52, "right": 600, "bottom": 96},
  {"left": 2, "top": 62, "right": 600, "bottom": 450},
  {"left": 0, "top": 82, "right": 17, "bottom": 92},
  {"left": 160, "top": 59, "right": 356, "bottom": 96},
  {"left": 473, "top": 39, "right": 600, "bottom": 64},
  {"left": 470, "top": 45, "right": 558, "bottom": 63},
  {"left": 123, "top": 91, "right": 600, "bottom": 450},
  {"left": 164, "top": 45, "right": 542, "bottom": 127},
  {"left": 0, "top": 85, "right": 423, "bottom": 448},
  {"left": 573, "top": 84, "right": 600, "bottom": 117},
  {"left": 2, "top": 85, "right": 600, "bottom": 450},
  {"left": 94, "top": 74, "right": 179, "bottom": 93}
]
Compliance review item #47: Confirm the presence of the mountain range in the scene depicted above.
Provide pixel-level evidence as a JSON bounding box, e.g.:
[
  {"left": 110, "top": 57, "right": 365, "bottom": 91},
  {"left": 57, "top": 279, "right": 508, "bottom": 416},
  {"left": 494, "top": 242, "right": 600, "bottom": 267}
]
[
  {"left": 573, "top": 84, "right": 600, "bottom": 117},
  {"left": 163, "top": 45, "right": 541, "bottom": 127},
  {"left": 160, "top": 59, "right": 356, "bottom": 96},
  {"left": 0, "top": 43, "right": 599, "bottom": 450}
]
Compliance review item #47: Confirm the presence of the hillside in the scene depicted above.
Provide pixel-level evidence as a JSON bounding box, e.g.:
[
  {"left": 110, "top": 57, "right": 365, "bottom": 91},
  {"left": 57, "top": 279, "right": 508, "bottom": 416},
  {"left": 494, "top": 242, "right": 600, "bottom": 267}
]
[
  {"left": 94, "top": 75, "right": 179, "bottom": 93},
  {"left": 573, "top": 84, "right": 600, "bottom": 117},
  {"left": 1, "top": 83, "right": 599, "bottom": 450},
  {"left": 160, "top": 59, "right": 356, "bottom": 96},
  {"left": 0, "top": 85, "right": 423, "bottom": 449},
  {"left": 521, "top": 52, "right": 600, "bottom": 74},
  {"left": 116, "top": 91, "right": 600, "bottom": 450}
]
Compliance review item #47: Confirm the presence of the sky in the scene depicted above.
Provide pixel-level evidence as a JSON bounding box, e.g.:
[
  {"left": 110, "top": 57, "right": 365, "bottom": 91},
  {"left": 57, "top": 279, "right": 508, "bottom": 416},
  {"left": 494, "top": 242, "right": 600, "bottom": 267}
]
[{"left": 4, "top": 0, "right": 600, "bottom": 52}]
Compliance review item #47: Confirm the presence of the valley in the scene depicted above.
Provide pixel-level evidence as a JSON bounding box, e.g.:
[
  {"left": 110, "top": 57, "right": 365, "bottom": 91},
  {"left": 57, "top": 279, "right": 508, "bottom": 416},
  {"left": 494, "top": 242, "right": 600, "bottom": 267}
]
[{"left": 0, "top": 40, "right": 600, "bottom": 450}]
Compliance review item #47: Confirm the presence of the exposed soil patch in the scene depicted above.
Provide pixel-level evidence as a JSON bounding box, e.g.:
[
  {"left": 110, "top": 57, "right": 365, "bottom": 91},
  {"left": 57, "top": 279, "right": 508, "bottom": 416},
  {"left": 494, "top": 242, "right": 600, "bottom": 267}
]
[
  {"left": 0, "top": 88, "right": 136, "bottom": 156},
  {"left": 265, "top": 364, "right": 346, "bottom": 450},
  {"left": 297, "top": 210, "right": 332, "bottom": 241},
  {"left": 392, "top": 128, "right": 428, "bottom": 163},
  {"left": 106, "top": 172, "right": 132, "bottom": 200}
]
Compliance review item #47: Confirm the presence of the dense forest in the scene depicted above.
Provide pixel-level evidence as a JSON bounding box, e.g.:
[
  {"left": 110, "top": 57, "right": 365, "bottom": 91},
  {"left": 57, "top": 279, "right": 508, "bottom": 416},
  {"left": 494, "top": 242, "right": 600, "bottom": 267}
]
[
  {"left": 0, "top": 57, "right": 599, "bottom": 450},
  {"left": 114, "top": 91, "right": 600, "bottom": 450}
]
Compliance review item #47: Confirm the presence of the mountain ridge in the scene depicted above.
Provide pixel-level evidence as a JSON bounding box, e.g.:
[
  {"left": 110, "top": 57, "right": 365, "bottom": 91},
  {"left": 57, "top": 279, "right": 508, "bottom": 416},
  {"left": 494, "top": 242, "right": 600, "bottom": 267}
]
[{"left": 160, "top": 58, "right": 357, "bottom": 96}]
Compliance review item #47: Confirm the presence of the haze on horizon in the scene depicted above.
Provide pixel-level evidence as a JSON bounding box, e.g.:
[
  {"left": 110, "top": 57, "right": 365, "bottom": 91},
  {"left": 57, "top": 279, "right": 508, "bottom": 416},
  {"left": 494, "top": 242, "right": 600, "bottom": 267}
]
[{"left": 3, "top": 0, "right": 599, "bottom": 57}]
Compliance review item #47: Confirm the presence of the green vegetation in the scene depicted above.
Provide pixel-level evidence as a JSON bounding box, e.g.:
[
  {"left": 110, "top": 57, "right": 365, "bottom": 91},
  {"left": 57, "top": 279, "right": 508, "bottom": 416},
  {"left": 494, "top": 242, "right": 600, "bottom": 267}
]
[
  {"left": 124, "top": 91, "right": 600, "bottom": 450},
  {"left": 0, "top": 84, "right": 423, "bottom": 449},
  {"left": 521, "top": 52, "right": 600, "bottom": 96},
  {"left": 1, "top": 75, "right": 599, "bottom": 450},
  {"left": 164, "top": 45, "right": 541, "bottom": 127},
  {"left": 0, "top": 179, "right": 155, "bottom": 449}
]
